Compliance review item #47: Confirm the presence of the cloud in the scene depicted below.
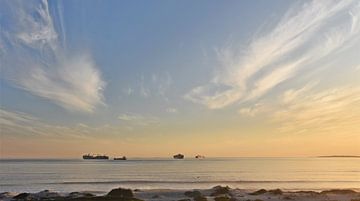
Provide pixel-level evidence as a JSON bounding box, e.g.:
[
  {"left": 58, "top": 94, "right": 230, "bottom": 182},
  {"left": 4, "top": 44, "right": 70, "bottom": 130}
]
[
  {"left": 156, "top": 72, "right": 172, "bottom": 96},
  {"left": 139, "top": 75, "right": 150, "bottom": 97},
  {"left": 185, "top": 0, "right": 360, "bottom": 109},
  {"left": 355, "top": 64, "right": 360, "bottom": 71},
  {"left": 275, "top": 85, "right": 360, "bottom": 135},
  {"left": 282, "top": 82, "right": 318, "bottom": 104},
  {"left": 124, "top": 87, "right": 134, "bottom": 95},
  {"left": 237, "top": 82, "right": 360, "bottom": 135},
  {"left": 131, "top": 72, "right": 172, "bottom": 100},
  {"left": 0, "top": 109, "right": 43, "bottom": 137},
  {"left": 238, "top": 103, "right": 267, "bottom": 117},
  {"left": 0, "top": 0, "right": 105, "bottom": 112},
  {"left": 166, "top": 107, "right": 178, "bottom": 113},
  {"left": 0, "top": 108, "right": 89, "bottom": 138},
  {"left": 0, "top": 108, "right": 153, "bottom": 139},
  {"left": 118, "top": 113, "right": 144, "bottom": 121},
  {"left": 118, "top": 112, "right": 159, "bottom": 126}
]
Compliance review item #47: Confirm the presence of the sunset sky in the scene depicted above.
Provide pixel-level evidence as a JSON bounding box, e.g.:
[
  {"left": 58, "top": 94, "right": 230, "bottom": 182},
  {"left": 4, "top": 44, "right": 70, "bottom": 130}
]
[{"left": 1, "top": 0, "right": 360, "bottom": 158}]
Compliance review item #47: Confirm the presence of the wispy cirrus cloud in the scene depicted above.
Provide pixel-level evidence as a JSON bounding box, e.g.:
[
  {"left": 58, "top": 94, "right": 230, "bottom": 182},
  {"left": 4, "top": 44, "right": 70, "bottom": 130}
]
[
  {"left": 238, "top": 103, "right": 267, "bottom": 117},
  {"left": 166, "top": 107, "right": 178, "bottom": 113},
  {"left": 185, "top": 0, "right": 360, "bottom": 109},
  {"left": 0, "top": 108, "right": 89, "bottom": 138},
  {"left": 275, "top": 85, "right": 360, "bottom": 135},
  {"left": 118, "top": 112, "right": 159, "bottom": 126},
  {"left": 0, "top": 108, "right": 141, "bottom": 139},
  {"left": 238, "top": 83, "right": 360, "bottom": 135},
  {"left": 0, "top": 0, "right": 105, "bottom": 112},
  {"left": 124, "top": 72, "right": 172, "bottom": 99}
]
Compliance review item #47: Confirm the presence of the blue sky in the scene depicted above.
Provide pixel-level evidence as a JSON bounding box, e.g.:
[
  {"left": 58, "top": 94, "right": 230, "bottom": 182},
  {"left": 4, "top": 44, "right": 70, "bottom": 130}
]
[{"left": 1, "top": 0, "right": 360, "bottom": 157}]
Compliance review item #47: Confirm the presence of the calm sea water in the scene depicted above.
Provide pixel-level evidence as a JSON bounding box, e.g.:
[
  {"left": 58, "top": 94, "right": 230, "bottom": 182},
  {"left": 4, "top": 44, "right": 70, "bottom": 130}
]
[{"left": 0, "top": 157, "right": 359, "bottom": 193}]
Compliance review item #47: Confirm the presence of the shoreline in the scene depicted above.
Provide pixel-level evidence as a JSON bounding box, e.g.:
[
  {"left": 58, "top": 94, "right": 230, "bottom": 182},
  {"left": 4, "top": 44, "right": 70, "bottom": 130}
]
[{"left": 1, "top": 186, "right": 359, "bottom": 201}]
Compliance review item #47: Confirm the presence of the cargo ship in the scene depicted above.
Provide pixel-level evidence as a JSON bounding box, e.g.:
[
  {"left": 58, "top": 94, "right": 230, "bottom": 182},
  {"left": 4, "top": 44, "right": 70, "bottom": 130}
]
[
  {"left": 195, "top": 155, "right": 205, "bottom": 159},
  {"left": 173, "top": 153, "right": 184, "bottom": 159},
  {"left": 82, "top": 154, "right": 109, "bottom": 160},
  {"left": 114, "top": 156, "right": 127, "bottom": 160}
]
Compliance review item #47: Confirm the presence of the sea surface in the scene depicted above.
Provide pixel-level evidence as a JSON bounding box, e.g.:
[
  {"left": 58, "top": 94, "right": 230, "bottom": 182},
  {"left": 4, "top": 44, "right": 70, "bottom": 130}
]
[{"left": 0, "top": 157, "right": 359, "bottom": 193}]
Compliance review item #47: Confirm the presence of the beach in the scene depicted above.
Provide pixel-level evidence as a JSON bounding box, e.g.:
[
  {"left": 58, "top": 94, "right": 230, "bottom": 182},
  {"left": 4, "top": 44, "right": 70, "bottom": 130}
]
[{"left": 1, "top": 186, "right": 360, "bottom": 201}]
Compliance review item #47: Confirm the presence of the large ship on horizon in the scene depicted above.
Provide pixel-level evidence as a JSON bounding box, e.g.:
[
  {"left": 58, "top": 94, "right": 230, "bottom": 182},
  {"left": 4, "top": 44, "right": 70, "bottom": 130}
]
[
  {"left": 173, "top": 153, "right": 184, "bottom": 159},
  {"left": 82, "top": 154, "right": 109, "bottom": 160}
]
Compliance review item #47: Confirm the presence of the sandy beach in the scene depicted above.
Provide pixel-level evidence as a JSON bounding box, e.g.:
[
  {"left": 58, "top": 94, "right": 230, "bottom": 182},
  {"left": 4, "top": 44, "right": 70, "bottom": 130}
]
[{"left": 2, "top": 186, "right": 360, "bottom": 201}]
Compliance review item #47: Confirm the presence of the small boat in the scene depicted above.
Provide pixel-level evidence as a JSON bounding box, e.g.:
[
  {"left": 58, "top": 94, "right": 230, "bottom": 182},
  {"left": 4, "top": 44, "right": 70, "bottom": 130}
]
[
  {"left": 195, "top": 155, "right": 205, "bottom": 159},
  {"left": 173, "top": 153, "right": 184, "bottom": 159},
  {"left": 114, "top": 156, "right": 127, "bottom": 160},
  {"left": 83, "top": 154, "right": 109, "bottom": 160}
]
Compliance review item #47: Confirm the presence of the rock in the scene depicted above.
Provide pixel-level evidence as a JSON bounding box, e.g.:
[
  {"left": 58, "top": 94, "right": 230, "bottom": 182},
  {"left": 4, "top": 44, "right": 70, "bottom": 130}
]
[
  {"left": 214, "top": 195, "right": 231, "bottom": 201},
  {"left": 178, "top": 199, "right": 191, "bottom": 201},
  {"left": 13, "top": 193, "right": 31, "bottom": 200},
  {"left": 152, "top": 194, "right": 161, "bottom": 198},
  {"left": 184, "top": 190, "right": 202, "bottom": 198},
  {"left": 69, "top": 192, "right": 80, "bottom": 196},
  {"left": 35, "top": 190, "right": 61, "bottom": 199},
  {"left": 249, "top": 189, "right": 267, "bottom": 195},
  {"left": 268, "top": 189, "right": 282, "bottom": 195},
  {"left": 194, "top": 195, "right": 207, "bottom": 201},
  {"left": 0, "top": 192, "right": 15, "bottom": 199},
  {"left": 68, "top": 192, "right": 94, "bottom": 198},
  {"left": 82, "top": 193, "right": 94, "bottom": 197},
  {"left": 211, "top": 186, "right": 231, "bottom": 196},
  {"left": 321, "top": 189, "right": 357, "bottom": 194},
  {"left": 107, "top": 188, "right": 134, "bottom": 198},
  {"left": 294, "top": 190, "right": 319, "bottom": 195},
  {"left": 10, "top": 190, "right": 145, "bottom": 201}
]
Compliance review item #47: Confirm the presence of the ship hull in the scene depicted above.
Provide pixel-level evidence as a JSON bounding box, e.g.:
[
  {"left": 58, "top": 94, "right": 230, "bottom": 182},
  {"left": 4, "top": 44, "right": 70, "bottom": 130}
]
[
  {"left": 82, "top": 155, "right": 109, "bottom": 160},
  {"left": 173, "top": 154, "right": 184, "bottom": 159}
]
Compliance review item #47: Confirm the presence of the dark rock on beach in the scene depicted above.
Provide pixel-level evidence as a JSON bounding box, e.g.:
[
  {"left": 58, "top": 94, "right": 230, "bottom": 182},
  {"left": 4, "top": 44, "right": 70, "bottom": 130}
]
[
  {"left": 321, "top": 189, "right": 357, "bottom": 194},
  {"left": 107, "top": 188, "right": 134, "bottom": 198},
  {"left": 151, "top": 194, "right": 161, "bottom": 198},
  {"left": 13, "top": 193, "right": 31, "bottom": 200},
  {"left": 184, "top": 190, "right": 207, "bottom": 201},
  {"left": 214, "top": 195, "right": 232, "bottom": 201},
  {"left": 184, "top": 190, "right": 202, "bottom": 198},
  {"left": 268, "top": 189, "right": 283, "bottom": 195},
  {"left": 67, "top": 192, "right": 95, "bottom": 199},
  {"left": 0, "top": 192, "right": 14, "bottom": 200},
  {"left": 11, "top": 188, "right": 143, "bottom": 201},
  {"left": 211, "top": 186, "right": 231, "bottom": 196},
  {"left": 249, "top": 189, "right": 267, "bottom": 195},
  {"left": 193, "top": 195, "right": 208, "bottom": 201}
]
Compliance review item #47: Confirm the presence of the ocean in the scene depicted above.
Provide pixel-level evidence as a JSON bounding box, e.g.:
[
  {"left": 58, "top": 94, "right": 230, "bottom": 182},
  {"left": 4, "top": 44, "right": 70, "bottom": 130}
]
[{"left": 0, "top": 157, "right": 359, "bottom": 193}]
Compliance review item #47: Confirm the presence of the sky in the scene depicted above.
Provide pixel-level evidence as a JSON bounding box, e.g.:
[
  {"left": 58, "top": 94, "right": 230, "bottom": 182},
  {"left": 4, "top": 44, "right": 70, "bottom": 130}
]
[{"left": 0, "top": 0, "right": 360, "bottom": 158}]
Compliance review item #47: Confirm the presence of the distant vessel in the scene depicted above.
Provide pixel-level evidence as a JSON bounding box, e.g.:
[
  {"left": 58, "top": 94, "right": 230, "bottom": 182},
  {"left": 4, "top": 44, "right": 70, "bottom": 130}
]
[
  {"left": 173, "top": 153, "right": 184, "bottom": 159},
  {"left": 114, "top": 156, "right": 127, "bottom": 160},
  {"left": 82, "top": 154, "right": 109, "bottom": 160},
  {"left": 195, "top": 155, "right": 205, "bottom": 159}
]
